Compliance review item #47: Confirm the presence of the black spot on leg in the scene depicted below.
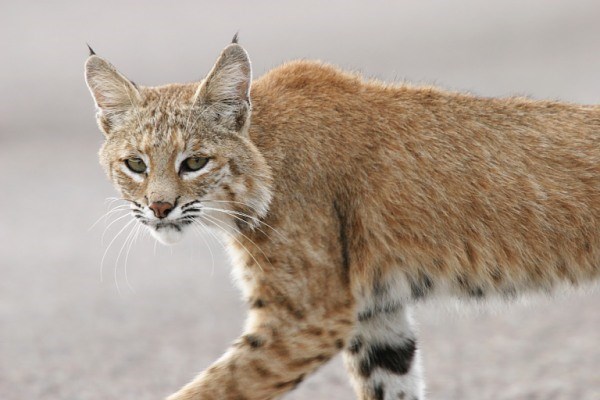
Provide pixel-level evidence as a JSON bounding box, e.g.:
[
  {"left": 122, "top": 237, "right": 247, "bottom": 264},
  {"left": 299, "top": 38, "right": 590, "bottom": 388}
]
[
  {"left": 359, "top": 339, "right": 417, "bottom": 378},
  {"left": 348, "top": 336, "right": 363, "bottom": 354},
  {"left": 358, "top": 302, "right": 402, "bottom": 322},
  {"left": 335, "top": 339, "right": 344, "bottom": 349},
  {"left": 242, "top": 334, "right": 265, "bottom": 349},
  {"left": 410, "top": 272, "right": 433, "bottom": 299},
  {"left": 250, "top": 298, "right": 265, "bottom": 309},
  {"left": 469, "top": 287, "right": 485, "bottom": 298},
  {"left": 457, "top": 274, "right": 485, "bottom": 298},
  {"left": 357, "top": 307, "right": 373, "bottom": 322},
  {"left": 372, "top": 382, "right": 385, "bottom": 400}
]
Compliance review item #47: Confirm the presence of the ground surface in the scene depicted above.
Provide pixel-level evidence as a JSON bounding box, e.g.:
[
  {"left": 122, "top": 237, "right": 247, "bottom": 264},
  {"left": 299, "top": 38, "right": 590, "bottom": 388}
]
[{"left": 1, "top": 1, "right": 599, "bottom": 399}]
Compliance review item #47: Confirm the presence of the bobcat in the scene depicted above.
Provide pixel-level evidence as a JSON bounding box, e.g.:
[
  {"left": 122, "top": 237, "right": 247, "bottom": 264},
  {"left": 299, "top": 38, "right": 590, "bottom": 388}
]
[{"left": 85, "top": 36, "right": 600, "bottom": 400}]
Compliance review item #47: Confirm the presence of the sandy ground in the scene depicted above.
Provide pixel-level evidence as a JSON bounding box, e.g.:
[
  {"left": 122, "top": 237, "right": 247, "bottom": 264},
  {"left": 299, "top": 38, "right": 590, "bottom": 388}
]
[{"left": 1, "top": 1, "right": 599, "bottom": 399}]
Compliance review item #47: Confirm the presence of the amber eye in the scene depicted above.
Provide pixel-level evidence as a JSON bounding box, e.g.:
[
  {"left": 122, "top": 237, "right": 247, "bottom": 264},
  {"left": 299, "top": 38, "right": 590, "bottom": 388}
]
[
  {"left": 125, "top": 158, "right": 147, "bottom": 173},
  {"left": 181, "top": 157, "right": 209, "bottom": 173}
]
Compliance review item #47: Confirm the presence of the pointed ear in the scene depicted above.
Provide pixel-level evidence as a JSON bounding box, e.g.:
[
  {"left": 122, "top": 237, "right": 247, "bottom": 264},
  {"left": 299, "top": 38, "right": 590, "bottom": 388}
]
[
  {"left": 84, "top": 55, "right": 140, "bottom": 133},
  {"left": 195, "top": 43, "right": 252, "bottom": 132}
]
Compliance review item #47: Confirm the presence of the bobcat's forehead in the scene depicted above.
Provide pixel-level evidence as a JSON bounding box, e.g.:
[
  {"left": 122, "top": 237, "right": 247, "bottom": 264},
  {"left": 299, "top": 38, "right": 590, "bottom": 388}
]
[
  {"left": 106, "top": 85, "right": 225, "bottom": 161},
  {"left": 121, "top": 86, "right": 200, "bottom": 142}
]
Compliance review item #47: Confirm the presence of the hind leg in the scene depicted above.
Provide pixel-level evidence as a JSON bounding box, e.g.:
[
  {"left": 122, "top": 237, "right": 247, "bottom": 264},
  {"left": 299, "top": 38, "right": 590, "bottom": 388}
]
[{"left": 343, "top": 303, "right": 424, "bottom": 400}]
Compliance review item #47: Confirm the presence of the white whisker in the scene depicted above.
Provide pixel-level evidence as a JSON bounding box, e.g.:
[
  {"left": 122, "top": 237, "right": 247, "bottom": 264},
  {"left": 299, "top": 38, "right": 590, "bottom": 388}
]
[
  {"left": 202, "top": 199, "right": 260, "bottom": 212},
  {"left": 202, "top": 213, "right": 274, "bottom": 269},
  {"left": 104, "top": 197, "right": 129, "bottom": 206},
  {"left": 200, "top": 213, "right": 266, "bottom": 272},
  {"left": 200, "top": 200, "right": 284, "bottom": 239},
  {"left": 201, "top": 206, "right": 285, "bottom": 240},
  {"left": 123, "top": 222, "right": 142, "bottom": 293},
  {"left": 113, "top": 220, "right": 139, "bottom": 295},
  {"left": 101, "top": 213, "right": 132, "bottom": 245},
  {"left": 186, "top": 217, "right": 217, "bottom": 277},
  {"left": 89, "top": 205, "right": 130, "bottom": 231},
  {"left": 201, "top": 207, "right": 273, "bottom": 242},
  {"left": 100, "top": 218, "right": 136, "bottom": 284}
]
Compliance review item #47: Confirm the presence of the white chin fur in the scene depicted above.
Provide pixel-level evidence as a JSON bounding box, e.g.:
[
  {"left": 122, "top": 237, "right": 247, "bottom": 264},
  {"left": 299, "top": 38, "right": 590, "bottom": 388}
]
[{"left": 149, "top": 225, "right": 184, "bottom": 245}]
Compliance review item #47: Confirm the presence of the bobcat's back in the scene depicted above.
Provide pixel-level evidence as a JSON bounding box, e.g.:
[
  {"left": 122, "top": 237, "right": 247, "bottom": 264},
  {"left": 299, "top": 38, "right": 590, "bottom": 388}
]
[{"left": 250, "top": 60, "right": 600, "bottom": 300}]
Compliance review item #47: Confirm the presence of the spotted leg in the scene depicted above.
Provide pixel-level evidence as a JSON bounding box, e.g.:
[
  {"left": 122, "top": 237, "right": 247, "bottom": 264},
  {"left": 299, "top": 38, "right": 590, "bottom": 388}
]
[{"left": 343, "top": 303, "right": 424, "bottom": 400}]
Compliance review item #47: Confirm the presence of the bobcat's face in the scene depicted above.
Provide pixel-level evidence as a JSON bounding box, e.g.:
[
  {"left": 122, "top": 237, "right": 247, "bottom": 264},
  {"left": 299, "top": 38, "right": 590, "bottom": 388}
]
[{"left": 86, "top": 43, "right": 272, "bottom": 244}]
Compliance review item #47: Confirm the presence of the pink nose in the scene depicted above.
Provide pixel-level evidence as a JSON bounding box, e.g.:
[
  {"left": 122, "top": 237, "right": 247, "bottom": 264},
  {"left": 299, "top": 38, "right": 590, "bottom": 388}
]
[{"left": 149, "top": 201, "right": 173, "bottom": 219}]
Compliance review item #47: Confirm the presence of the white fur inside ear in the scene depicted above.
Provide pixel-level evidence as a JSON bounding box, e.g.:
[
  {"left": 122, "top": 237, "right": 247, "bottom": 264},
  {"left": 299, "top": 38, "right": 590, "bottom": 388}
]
[
  {"left": 85, "top": 56, "right": 140, "bottom": 113},
  {"left": 206, "top": 62, "right": 251, "bottom": 103},
  {"left": 195, "top": 45, "right": 252, "bottom": 106}
]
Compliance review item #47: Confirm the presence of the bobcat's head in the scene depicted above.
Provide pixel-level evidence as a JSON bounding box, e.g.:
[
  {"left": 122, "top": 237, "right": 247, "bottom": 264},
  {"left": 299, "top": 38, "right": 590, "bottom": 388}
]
[{"left": 85, "top": 40, "right": 272, "bottom": 245}]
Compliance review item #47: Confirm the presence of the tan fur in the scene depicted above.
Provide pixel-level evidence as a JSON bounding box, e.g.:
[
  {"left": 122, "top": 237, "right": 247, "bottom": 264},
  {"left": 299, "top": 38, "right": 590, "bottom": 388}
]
[{"left": 85, "top": 42, "right": 600, "bottom": 399}]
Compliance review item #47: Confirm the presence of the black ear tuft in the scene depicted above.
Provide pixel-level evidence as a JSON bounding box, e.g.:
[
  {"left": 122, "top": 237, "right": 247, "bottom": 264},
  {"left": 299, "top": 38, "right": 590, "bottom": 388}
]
[
  {"left": 231, "top": 32, "right": 239, "bottom": 44},
  {"left": 86, "top": 43, "right": 96, "bottom": 56}
]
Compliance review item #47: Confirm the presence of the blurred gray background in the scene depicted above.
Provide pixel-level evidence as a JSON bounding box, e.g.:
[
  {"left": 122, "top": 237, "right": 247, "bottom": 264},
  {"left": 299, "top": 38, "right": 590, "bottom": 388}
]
[{"left": 1, "top": 1, "right": 599, "bottom": 399}]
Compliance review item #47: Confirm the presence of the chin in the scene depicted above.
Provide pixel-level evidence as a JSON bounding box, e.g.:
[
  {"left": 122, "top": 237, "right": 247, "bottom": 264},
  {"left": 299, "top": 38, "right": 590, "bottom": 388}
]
[{"left": 149, "top": 224, "right": 185, "bottom": 245}]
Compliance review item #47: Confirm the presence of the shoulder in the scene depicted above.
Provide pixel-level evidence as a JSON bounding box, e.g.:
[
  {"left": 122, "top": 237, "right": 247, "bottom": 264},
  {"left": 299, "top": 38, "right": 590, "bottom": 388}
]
[{"left": 253, "top": 60, "right": 364, "bottom": 95}]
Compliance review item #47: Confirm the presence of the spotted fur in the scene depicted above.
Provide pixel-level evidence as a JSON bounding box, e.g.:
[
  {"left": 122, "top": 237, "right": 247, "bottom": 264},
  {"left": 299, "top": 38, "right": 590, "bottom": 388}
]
[{"left": 85, "top": 39, "right": 600, "bottom": 400}]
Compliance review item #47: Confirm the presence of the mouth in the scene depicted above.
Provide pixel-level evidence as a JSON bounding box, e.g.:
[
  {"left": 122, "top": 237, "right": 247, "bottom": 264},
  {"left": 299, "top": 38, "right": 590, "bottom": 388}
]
[
  {"left": 154, "top": 221, "right": 184, "bottom": 232},
  {"left": 147, "top": 220, "right": 189, "bottom": 245},
  {"left": 130, "top": 200, "right": 203, "bottom": 245},
  {"left": 136, "top": 216, "right": 196, "bottom": 245}
]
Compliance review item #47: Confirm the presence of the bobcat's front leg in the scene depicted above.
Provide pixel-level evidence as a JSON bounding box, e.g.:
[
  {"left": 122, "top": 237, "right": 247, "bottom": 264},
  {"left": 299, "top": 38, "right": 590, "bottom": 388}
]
[{"left": 167, "top": 250, "right": 355, "bottom": 400}]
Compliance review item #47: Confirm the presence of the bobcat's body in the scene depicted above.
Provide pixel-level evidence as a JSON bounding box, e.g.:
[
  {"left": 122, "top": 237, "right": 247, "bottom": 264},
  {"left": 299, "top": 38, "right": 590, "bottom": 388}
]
[{"left": 85, "top": 40, "right": 600, "bottom": 400}]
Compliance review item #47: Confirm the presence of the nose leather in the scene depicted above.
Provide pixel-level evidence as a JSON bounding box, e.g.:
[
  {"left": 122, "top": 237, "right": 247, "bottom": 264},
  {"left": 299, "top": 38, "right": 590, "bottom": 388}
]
[{"left": 149, "top": 201, "right": 174, "bottom": 219}]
